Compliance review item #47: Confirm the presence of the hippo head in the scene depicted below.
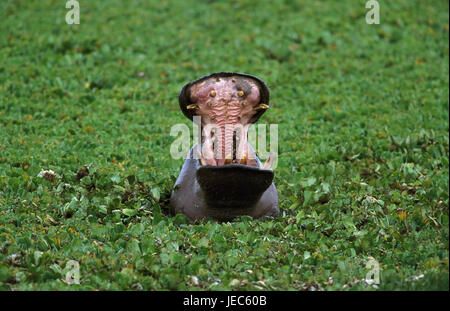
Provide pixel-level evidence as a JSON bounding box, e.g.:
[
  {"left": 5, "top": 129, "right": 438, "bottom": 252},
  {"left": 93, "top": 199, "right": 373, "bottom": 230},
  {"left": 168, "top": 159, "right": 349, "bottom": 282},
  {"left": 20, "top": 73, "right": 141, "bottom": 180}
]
[{"left": 170, "top": 72, "right": 279, "bottom": 222}]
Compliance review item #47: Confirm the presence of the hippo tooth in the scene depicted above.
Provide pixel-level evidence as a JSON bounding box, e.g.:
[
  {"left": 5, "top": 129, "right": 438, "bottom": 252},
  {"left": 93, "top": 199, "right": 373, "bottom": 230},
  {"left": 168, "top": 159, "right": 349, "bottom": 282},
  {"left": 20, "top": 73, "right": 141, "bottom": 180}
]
[
  {"left": 256, "top": 103, "right": 269, "bottom": 110},
  {"left": 196, "top": 149, "right": 206, "bottom": 166},
  {"left": 263, "top": 152, "right": 274, "bottom": 170},
  {"left": 224, "top": 154, "right": 232, "bottom": 165},
  {"left": 187, "top": 104, "right": 198, "bottom": 110},
  {"left": 239, "top": 153, "right": 247, "bottom": 164},
  {"left": 200, "top": 157, "right": 206, "bottom": 166}
]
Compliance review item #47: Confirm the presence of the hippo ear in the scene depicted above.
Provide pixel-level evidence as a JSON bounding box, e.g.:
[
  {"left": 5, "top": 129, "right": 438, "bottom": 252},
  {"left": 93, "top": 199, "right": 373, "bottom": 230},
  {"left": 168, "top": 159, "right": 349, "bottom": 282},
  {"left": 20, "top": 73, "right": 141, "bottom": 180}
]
[
  {"left": 178, "top": 72, "right": 270, "bottom": 123},
  {"left": 178, "top": 81, "right": 195, "bottom": 121}
]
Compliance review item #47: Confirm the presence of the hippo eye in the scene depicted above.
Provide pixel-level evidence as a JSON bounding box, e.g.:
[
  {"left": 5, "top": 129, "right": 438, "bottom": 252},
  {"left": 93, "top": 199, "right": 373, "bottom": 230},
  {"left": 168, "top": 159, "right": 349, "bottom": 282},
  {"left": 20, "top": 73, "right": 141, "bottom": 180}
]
[
  {"left": 237, "top": 90, "right": 244, "bottom": 97},
  {"left": 210, "top": 90, "right": 216, "bottom": 97}
]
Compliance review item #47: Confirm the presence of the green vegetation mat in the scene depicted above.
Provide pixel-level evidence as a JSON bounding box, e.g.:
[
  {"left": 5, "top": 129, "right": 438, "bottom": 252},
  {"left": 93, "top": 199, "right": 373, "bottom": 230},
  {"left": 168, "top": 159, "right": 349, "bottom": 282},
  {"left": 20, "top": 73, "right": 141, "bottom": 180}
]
[{"left": 0, "top": 0, "right": 448, "bottom": 290}]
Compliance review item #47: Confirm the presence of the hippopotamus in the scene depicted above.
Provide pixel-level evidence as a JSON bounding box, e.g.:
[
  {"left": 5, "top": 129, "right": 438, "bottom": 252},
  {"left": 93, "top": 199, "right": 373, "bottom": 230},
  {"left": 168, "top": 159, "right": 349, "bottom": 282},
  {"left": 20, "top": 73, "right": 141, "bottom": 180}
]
[{"left": 170, "top": 72, "right": 279, "bottom": 222}]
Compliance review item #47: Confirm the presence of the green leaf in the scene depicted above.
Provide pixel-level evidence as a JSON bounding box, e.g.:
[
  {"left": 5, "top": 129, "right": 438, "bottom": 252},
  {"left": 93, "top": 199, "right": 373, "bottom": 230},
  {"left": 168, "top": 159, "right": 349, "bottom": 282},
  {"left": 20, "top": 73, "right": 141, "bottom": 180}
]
[
  {"left": 111, "top": 175, "right": 121, "bottom": 184},
  {"left": 122, "top": 208, "right": 137, "bottom": 217},
  {"left": 197, "top": 237, "right": 209, "bottom": 248},
  {"left": 0, "top": 265, "right": 10, "bottom": 282},
  {"left": 34, "top": 251, "right": 43, "bottom": 265},
  {"left": 304, "top": 251, "right": 311, "bottom": 260},
  {"left": 99, "top": 205, "right": 108, "bottom": 214},
  {"left": 303, "top": 190, "right": 313, "bottom": 206},
  {"left": 300, "top": 177, "right": 317, "bottom": 188},
  {"left": 151, "top": 187, "right": 161, "bottom": 202},
  {"left": 296, "top": 211, "right": 304, "bottom": 224}
]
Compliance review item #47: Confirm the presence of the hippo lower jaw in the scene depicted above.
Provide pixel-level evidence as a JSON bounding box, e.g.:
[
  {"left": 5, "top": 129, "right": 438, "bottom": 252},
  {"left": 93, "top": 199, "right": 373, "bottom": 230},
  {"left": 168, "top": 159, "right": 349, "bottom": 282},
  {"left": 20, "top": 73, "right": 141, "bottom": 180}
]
[
  {"left": 170, "top": 148, "right": 279, "bottom": 222},
  {"left": 170, "top": 72, "right": 279, "bottom": 222}
]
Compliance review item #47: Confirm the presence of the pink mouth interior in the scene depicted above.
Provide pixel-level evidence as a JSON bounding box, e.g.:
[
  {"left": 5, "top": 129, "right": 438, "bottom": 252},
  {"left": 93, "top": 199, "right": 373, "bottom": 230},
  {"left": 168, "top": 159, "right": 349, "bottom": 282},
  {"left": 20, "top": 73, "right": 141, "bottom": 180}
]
[{"left": 189, "top": 76, "right": 263, "bottom": 167}]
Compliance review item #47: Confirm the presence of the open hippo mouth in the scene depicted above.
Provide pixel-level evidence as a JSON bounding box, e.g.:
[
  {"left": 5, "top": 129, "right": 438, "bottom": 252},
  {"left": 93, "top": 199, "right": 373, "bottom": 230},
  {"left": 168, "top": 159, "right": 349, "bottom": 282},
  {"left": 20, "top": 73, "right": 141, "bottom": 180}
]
[{"left": 170, "top": 72, "right": 279, "bottom": 222}]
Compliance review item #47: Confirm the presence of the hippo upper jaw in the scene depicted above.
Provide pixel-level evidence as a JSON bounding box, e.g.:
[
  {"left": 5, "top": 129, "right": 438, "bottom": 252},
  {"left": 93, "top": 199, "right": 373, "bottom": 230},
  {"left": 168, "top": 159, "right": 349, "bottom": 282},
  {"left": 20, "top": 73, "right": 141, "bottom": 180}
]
[{"left": 181, "top": 73, "right": 272, "bottom": 168}]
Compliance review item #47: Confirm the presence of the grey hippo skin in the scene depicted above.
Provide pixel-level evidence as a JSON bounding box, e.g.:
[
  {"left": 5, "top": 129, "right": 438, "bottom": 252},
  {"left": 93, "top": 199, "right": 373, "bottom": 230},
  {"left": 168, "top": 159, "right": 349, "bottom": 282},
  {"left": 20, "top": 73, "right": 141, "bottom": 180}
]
[{"left": 170, "top": 72, "right": 279, "bottom": 222}]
